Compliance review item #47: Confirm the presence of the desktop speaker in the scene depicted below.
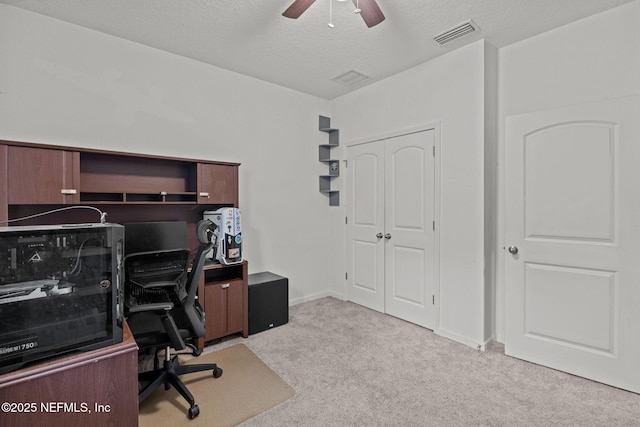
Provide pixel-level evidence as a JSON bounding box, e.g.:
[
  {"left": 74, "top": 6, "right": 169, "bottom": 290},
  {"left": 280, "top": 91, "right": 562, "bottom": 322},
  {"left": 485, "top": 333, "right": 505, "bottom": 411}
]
[{"left": 248, "top": 272, "right": 288, "bottom": 335}]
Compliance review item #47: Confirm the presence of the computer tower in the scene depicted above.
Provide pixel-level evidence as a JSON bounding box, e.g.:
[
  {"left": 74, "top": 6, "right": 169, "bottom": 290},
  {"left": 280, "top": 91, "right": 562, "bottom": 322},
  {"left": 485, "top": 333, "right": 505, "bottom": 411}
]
[
  {"left": 203, "top": 208, "right": 242, "bottom": 265},
  {"left": 248, "top": 272, "right": 288, "bottom": 335},
  {"left": 0, "top": 223, "right": 124, "bottom": 374}
]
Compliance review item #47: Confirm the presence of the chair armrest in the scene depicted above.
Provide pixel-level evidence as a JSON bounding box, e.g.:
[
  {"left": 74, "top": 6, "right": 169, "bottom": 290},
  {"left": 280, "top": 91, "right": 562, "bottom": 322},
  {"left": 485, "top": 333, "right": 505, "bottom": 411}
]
[
  {"left": 127, "top": 302, "right": 174, "bottom": 313},
  {"left": 130, "top": 279, "right": 180, "bottom": 289},
  {"left": 161, "top": 312, "right": 186, "bottom": 350}
]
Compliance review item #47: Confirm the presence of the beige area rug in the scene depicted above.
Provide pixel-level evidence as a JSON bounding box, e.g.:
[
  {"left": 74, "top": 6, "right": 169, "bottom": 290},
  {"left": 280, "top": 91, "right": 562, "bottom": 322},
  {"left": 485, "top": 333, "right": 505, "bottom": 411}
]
[{"left": 138, "top": 344, "right": 295, "bottom": 427}]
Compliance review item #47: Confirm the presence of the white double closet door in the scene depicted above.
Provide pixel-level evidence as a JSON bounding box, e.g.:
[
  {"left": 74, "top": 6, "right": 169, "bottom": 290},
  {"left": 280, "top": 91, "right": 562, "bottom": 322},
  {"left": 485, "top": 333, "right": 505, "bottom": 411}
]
[{"left": 346, "top": 129, "right": 436, "bottom": 329}]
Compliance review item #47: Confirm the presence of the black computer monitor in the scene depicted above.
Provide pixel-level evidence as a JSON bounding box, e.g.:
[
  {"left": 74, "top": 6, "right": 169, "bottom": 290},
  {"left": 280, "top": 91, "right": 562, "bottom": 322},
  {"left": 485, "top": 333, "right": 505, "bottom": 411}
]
[{"left": 123, "top": 221, "right": 188, "bottom": 255}]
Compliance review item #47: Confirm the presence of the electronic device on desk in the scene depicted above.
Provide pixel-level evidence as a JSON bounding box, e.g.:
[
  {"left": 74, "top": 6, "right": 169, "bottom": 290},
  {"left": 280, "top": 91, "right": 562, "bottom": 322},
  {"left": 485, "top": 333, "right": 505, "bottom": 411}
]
[
  {"left": 0, "top": 223, "right": 124, "bottom": 374},
  {"left": 123, "top": 221, "right": 188, "bottom": 256},
  {"left": 203, "top": 208, "right": 242, "bottom": 265}
]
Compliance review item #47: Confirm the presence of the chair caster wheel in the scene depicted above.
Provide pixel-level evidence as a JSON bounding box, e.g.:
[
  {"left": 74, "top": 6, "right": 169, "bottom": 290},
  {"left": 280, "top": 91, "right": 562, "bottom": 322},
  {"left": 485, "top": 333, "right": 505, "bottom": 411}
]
[
  {"left": 188, "top": 404, "right": 200, "bottom": 419},
  {"left": 213, "top": 367, "right": 223, "bottom": 378},
  {"left": 188, "top": 343, "right": 202, "bottom": 357}
]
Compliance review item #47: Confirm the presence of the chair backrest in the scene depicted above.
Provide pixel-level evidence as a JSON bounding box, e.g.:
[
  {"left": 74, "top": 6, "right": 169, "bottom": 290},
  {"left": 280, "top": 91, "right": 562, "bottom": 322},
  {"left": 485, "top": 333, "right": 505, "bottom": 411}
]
[
  {"left": 124, "top": 219, "right": 214, "bottom": 347},
  {"left": 179, "top": 219, "right": 215, "bottom": 338},
  {"left": 124, "top": 248, "right": 191, "bottom": 309}
]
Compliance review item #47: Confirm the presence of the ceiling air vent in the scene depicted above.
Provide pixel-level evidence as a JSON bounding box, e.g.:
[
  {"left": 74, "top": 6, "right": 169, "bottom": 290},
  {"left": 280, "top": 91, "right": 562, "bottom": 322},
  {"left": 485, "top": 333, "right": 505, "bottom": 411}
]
[
  {"left": 433, "top": 20, "right": 479, "bottom": 45},
  {"left": 332, "top": 70, "right": 370, "bottom": 87}
]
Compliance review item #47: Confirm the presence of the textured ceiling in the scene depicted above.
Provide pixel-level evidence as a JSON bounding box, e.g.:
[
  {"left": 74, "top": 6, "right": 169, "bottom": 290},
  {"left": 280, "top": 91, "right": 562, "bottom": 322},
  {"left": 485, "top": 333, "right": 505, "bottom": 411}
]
[{"left": 1, "top": 0, "right": 635, "bottom": 99}]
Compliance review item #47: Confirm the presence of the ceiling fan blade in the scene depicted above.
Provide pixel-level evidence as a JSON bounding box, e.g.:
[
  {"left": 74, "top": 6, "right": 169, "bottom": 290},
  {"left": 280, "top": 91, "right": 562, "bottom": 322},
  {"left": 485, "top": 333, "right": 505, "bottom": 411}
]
[
  {"left": 283, "top": 0, "right": 317, "bottom": 19},
  {"left": 353, "top": 0, "right": 385, "bottom": 28}
]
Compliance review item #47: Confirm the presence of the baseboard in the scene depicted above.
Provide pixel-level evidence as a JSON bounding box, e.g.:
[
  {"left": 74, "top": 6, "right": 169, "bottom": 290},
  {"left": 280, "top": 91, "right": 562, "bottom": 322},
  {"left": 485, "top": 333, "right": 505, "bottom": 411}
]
[
  {"left": 435, "top": 328, "right": 489, "bottom": 351},
  {"left": 291, "top": 294, "right": 496, "bottom": 352},
  {"left": 482, "top": 335, "right": 496, "bottom": 351},
  {"left": 289, "top": 290, "right": 339, "bottom": 306}
]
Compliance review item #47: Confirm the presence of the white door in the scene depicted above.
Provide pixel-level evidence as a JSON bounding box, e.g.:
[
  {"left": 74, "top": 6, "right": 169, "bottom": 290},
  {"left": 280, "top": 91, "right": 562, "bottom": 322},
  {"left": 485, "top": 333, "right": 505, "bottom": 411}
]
[
  {"left": 505, "top": 95, "right": 640, "bottom": 393},
  {"left": 347, "top": 130, "right": 436, "bottom": 329},
  {"left": 346, "top": 141, "right": 385, "bottom": 312}
]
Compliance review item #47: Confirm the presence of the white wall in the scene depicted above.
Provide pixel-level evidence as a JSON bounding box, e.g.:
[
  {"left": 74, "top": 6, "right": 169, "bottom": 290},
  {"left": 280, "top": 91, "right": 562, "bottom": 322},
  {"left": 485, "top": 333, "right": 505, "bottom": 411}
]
[
  {"left": 5, "top": 1, "right": 635, "bottom": 349},
  {"left": 330, "top": 40, "right": 495, "bottom": 348},
  {"left": 0, "top": 5, "right": 332, "bottom": 305},
  {"left": 495, "top": 0, "right": 640, "bottom": 341}
]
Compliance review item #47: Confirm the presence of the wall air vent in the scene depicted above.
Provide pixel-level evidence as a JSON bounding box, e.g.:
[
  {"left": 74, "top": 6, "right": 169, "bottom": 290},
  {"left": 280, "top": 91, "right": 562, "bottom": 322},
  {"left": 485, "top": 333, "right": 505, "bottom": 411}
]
[
  {"left": 332, "top": 70, "right": 370, "bottom": 87},
  {"left": 433, "top": 20, "right": 479, "bottom": 45}
]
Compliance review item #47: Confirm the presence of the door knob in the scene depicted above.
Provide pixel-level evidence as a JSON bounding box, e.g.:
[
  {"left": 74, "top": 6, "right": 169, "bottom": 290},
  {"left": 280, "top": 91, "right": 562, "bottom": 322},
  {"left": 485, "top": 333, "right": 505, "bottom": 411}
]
[
  {"left": 376, "top": 233, "right": 383, "bottom": 239},
  {"left": 508, "top": 246, "right": 518, "bottom": 255},
  {"left": 385, "top": 233, "right": 392, "bottom": 240}
]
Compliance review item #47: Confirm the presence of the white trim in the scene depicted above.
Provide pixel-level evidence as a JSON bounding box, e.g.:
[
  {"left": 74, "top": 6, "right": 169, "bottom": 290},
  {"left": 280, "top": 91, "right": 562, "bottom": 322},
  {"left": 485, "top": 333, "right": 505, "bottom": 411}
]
[
  {"left": 343, "top": 121, "right": 442, "bottom": 332},
  {"left": 433, "top": 123, "right": 442, "bottom": 333},
  {"left": 289, "top": 291, "right": 340, "bottom": 307},
  {"left": 343, "top": 121, "right": 442, "bottom": 147},
  {"left": 436, "top": 327, "right": 490, "bottom": 351}
]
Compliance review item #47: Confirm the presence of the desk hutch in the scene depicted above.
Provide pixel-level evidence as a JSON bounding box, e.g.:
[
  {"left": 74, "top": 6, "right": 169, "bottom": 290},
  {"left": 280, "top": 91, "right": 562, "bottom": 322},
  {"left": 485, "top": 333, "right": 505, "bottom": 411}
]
[{"left": 0, "top": 140, "right": 249, "bottom": 425}]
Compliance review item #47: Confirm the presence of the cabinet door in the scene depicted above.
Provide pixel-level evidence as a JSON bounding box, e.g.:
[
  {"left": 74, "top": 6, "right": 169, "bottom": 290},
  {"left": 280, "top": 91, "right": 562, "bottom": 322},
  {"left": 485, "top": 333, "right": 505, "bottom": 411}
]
[
  {"left": 204, "top": 279, "right": 244, "bottom": 340},
  {"left": 226, "top": 280, "right": 244, "bottom": 333},
  {"left": 7, "top": 146, "right": 80, "bottom": 204},
  {"left": 197, "top": 163, "right": 238, "bottom": 205},
  {"left": 204, "top": 282, "right": 228, "bottom": 340}
]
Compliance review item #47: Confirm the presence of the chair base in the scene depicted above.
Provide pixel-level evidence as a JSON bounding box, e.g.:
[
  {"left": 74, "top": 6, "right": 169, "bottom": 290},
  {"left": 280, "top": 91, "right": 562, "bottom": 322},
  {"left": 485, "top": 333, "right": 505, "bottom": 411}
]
[{"left": 138, "top": 352, "right": 223, "bottom": 419}]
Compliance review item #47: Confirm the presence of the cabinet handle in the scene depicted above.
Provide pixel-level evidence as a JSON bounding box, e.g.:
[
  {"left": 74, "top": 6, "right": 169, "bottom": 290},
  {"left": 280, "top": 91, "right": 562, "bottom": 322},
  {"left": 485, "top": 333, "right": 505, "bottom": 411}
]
[
  {"left": 199, "top": 192, "right": 210, "bottom": 198},
  {"left": 221, "top": 283, "right": 230, "bottom": 289},
  {"left": 60, "top": 189, "right": 77, "bottom": 195}
]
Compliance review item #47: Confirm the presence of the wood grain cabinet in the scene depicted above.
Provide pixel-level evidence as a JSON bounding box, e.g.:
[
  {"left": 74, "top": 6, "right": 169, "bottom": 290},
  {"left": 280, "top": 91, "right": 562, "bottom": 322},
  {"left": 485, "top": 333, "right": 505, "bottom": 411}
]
[
  {"left": 0, "top": 322, "right": 139, "bottom": 427},
  {"left": 199, "top": 261, "right": 248, "bottom": 348},
  {"left": 198, "top": 163, "right": 238, "bottom": 205},
  {"left": 79, "top": 152, "right": 199, "bottom": 204},
  {"left": 204, "top": 279, "right": 244, "bottom": 340},
  {"left": 6, "top": 145, "right": 80, "bottom": 205},
  {"left": 0, "top": 139, "right": 247, "bottom": 347}
]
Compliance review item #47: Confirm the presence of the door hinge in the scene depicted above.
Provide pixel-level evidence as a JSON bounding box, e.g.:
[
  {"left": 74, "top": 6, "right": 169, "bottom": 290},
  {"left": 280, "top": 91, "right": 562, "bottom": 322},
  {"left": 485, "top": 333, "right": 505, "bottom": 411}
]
[
  {"left": 432, "top": 221, "right": 435, "bottom": 231},
  {"left": 432, "top": 146, "right": 435, "bottom": 157},
  {"left": 345, "top": 216, "right": 348, "bottom": 224},
  {"left": 343, "top": 159, "right": 348, "bottom": 168},
  {"left": 345, "top": 272, "right": 348, "bottom": 280},
  {"left": 432, "top": 295, "right": 435, "bottom": 305}
]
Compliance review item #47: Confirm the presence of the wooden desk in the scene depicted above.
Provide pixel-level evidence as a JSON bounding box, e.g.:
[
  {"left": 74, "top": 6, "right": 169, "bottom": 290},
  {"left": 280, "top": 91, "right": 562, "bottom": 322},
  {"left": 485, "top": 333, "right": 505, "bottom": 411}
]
[
  {"left": 0, "top": 139, "right": 246, "bottom": 357},
  {"left": 0, "top": 322, "right": 139, "bottom": 427}
]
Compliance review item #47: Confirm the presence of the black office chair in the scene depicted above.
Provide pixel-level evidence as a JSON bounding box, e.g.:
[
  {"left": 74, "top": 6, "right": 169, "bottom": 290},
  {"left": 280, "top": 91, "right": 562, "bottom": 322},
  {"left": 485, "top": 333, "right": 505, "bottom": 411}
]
[{"left": 125, "top": 219, "right": 222, "bottom": 419}]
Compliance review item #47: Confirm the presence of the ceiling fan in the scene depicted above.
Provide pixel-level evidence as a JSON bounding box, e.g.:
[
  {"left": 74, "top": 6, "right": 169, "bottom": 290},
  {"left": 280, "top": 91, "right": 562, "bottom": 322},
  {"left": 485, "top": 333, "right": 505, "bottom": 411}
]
[{"left": 283, "top": 0, "right": 385, "bottom": 28}]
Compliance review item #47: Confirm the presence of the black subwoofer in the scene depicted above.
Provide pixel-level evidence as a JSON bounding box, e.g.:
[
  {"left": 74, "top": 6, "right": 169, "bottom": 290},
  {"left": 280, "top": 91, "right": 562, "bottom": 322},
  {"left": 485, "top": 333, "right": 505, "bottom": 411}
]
[{"left": 248, "top": 272, "right": 289, "bottom": 335}]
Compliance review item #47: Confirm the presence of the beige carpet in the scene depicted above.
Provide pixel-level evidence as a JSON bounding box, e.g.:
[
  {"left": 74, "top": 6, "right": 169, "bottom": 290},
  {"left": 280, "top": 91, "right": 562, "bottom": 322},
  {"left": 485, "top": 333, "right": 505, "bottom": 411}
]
[{"left": 138, "top": 344, "right": 295, "bottom": 427}]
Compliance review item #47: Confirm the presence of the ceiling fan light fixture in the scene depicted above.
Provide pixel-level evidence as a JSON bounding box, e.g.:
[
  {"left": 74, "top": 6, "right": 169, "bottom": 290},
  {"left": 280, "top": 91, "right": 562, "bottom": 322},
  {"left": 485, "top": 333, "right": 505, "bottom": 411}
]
[
  {"left": 283, "top": 0, "right": 384, "bottom": 28},
  {"left": 328, "top": 0, "right": 334, "bottom": 28}
]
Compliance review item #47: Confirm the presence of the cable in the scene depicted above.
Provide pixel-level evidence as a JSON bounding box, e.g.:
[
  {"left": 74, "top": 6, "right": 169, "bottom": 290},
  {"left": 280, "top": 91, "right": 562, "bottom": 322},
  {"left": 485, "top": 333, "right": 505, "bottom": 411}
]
[{"left": 0, "top": 205, "right": 107, "bottom": 225}]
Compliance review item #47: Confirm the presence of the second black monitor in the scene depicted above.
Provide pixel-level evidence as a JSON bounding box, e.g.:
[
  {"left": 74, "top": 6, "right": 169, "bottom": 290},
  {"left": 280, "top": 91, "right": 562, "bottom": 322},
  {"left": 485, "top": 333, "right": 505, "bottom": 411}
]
[{"left": 124, "top": 221, "right": 188, "bottom": 255}]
